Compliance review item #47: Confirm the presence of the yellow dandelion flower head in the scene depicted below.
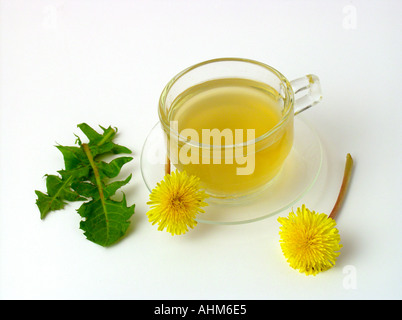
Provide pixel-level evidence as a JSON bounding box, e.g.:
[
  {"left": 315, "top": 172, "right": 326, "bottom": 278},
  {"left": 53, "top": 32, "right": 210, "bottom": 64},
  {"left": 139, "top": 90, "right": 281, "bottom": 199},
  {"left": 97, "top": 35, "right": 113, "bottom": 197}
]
[
  {"left": 147, "top": 170, "right": 209, "bottom": 235},
  {"left": 278, "top": 205, "right": 342, "bottom": 276}
]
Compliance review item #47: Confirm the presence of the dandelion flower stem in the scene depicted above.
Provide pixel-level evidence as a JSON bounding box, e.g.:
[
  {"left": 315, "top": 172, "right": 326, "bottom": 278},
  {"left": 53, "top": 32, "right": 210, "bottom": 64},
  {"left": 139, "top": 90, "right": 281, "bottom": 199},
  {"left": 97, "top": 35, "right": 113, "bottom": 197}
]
[
  {"left": 329, "top": 153, "right": 354, "bottom": 220},
  {"left": 165, "top": 155, "right": 171, "bottom": 175}
]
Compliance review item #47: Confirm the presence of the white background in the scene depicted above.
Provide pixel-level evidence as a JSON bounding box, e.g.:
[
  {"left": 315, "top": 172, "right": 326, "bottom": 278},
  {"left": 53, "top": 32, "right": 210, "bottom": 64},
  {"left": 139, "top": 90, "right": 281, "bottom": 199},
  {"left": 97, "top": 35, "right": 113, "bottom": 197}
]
[{"left": 1, "top": 0, "right": 401, "bottom": 300}]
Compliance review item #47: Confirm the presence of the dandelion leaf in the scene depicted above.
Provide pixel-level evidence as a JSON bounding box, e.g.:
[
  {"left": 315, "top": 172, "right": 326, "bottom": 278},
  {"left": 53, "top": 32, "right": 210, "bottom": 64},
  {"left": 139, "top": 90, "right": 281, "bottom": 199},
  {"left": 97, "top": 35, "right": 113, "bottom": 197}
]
[
  {"left": 35, "top": 175, "right": 85, "bottom": 219},
  {"left": 35, "top": 123, "right": 135, "bottom": 247},
  {"left": 78, "top": 195, "right": 135, "bottom": 247}
]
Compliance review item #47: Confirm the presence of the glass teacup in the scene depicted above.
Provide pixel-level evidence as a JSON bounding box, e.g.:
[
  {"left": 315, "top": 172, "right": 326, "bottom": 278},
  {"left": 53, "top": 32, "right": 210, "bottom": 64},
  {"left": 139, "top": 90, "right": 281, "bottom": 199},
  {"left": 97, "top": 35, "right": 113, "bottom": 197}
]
[{"left": 158, "top": 58, "right": 322, "bottom": 201}]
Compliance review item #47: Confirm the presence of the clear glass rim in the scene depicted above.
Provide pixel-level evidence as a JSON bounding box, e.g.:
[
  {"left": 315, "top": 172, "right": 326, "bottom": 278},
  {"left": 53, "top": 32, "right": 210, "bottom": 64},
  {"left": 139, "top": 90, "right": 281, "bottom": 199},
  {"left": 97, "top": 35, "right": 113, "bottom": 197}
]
[{"left": 158, "top": 57, "right": 294, "bottom": 149}]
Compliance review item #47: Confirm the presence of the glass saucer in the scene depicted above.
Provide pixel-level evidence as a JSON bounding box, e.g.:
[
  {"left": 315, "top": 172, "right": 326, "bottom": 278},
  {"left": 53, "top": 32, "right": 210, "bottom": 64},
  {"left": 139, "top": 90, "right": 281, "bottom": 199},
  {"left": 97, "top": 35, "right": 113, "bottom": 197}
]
[{"left": 140, "top": 116, "right": 323, "bottom": 225}]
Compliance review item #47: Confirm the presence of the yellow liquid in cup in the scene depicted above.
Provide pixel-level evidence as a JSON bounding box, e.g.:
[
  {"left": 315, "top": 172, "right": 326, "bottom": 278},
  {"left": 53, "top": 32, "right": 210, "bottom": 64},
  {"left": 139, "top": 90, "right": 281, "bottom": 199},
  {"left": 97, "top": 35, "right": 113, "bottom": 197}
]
[{"left": 168, "top": 78, "right": 294, "bottom": 198}]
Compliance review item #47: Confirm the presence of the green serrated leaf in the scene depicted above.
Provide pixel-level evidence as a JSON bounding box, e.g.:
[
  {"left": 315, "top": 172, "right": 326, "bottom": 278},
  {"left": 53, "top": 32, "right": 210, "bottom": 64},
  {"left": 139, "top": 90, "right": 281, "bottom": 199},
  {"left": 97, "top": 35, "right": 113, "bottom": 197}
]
[
  {"left": 103, "top": 174, "right": 132, "bottom": 199},
  {"left": 71, "top": 180, "right": 98, "bottom": 199},
  {"left": 35, "top": 190, "right": 66, "bottom": 219},
  {"left": 72, "top": 173, "right": 132, "bottom": 201},
  {"left": 45, "top": 175, "right": 85, "bottom": 202},
  {"left": 85, "top": 142, "right": 116, "bottom": 158},
  {"left": 58, "top": 165, "right": 90, "bottom": 181},
  {"left": 35, "top": 175, "right": 84, "bottom": 219},
  {"left": 77, "top": 123, "right": 113, "bottom": 145},
  {"left": 78, "top": 195, "right": 135, "bottom": 247},
  {"left": 77, "top": 123, "right": 132, "bottom": 156},
  {"left": 56, "top": 145, "right": 88, "bottom": 170},
  {"left": 97, "top": 156, "right": 133, "bottom": 179},
  {"left": 35, "top": 123, "right": 135, "bottom": 246},
  {"left": 110, "top": 144, "right": 132, "bottom": 155}
]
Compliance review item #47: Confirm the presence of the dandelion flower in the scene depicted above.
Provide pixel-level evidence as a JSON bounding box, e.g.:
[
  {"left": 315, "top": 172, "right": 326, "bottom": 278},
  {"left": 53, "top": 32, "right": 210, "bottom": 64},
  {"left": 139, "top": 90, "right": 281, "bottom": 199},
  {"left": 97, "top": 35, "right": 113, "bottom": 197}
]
[
  {"left": 147, "top": 170, "right": 208, "bottom": 235},
  {"left": 278, "top": 205, "right": 342, "bottom": 276},
  {"left": 277, "top": 153, "right": 353, "bottom": 276}
]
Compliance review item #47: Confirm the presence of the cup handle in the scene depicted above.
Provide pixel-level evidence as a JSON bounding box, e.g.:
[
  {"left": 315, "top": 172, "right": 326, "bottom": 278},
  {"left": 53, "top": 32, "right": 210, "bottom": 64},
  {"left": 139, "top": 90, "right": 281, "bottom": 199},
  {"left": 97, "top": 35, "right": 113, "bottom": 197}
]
[{"left": 290, "top": 74, "right": 322, "bottom": 115}]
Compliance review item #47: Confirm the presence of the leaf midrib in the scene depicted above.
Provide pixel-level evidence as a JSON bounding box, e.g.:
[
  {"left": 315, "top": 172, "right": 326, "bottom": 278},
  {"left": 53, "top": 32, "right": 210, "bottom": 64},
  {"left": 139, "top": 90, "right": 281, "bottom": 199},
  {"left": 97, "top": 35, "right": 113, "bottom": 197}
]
[{"left": 82, "top": 143, "right": 110, "bottom": 242}]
